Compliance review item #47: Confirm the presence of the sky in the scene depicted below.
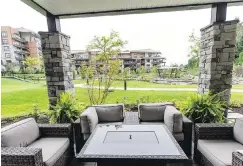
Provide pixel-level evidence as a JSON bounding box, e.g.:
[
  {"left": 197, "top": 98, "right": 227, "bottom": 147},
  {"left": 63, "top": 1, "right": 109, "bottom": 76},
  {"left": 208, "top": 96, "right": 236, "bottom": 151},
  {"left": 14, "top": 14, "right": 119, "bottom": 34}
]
[{"left": 1, "top": 1, "right": 243, "bottom": 65}]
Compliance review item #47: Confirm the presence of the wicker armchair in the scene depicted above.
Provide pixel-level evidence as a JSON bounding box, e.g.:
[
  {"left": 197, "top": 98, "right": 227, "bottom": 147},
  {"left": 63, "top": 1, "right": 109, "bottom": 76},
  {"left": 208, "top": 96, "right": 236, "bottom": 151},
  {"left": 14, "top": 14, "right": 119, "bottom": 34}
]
[
  {"left": 1, "top": 118, "right": 73, "bottom": 166},
  {"left": 233, "top": 151, "right": 243, "bottom": 166},
  {"left": 194, "top": 123, "right": 243, "bottom": 166}
]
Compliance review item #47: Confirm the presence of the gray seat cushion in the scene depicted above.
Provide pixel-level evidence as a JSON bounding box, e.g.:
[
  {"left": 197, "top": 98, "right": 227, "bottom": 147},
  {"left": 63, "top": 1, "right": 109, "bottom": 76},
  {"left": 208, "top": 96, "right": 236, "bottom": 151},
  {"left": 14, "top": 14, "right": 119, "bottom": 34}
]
[
  {"left": 28, "top": 138, "right": 70, "bottom": 166},
  {"left": 138, "top": 103, "right": 168, "bottom": 121},
  {"left": 198, "top": 139, "right": 243, "bottom": 166},
  {"left": 80, "top": 107, "right": 98, "bottom": 134},
  {"left": 1, "top": 118, "right": 40, "bottom": 147},
  {"left": 95, "top": 104, "right": 124, "bottom": 122},
  {"left": 234, "top": 117, "right": 243, "bottom": 145},
  {"left": 164, "top": 106, "right": 183, "bottom": 133}
]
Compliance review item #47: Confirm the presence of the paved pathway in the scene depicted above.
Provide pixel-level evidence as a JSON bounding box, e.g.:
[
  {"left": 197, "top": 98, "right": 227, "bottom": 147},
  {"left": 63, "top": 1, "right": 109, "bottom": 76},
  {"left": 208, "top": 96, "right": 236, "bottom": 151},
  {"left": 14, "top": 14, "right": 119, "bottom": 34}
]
[{"left": 75, "top": 84, "right": 243, "bottom": 93}]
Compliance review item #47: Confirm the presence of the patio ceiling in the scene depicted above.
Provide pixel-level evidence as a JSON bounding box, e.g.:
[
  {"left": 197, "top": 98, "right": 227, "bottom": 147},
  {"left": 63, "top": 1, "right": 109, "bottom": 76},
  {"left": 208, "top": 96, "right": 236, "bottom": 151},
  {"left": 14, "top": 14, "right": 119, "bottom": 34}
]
[{"left": 21, "top": 0, "right": 243, "bottom": 18}]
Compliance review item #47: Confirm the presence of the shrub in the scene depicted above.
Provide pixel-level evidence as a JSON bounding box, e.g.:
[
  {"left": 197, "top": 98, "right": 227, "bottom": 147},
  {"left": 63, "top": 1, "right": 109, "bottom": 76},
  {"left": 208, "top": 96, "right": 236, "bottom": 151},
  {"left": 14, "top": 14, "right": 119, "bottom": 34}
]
[
  {"left": 234, "top": 66, "right": 243, "bottom": 77},
  {"left": 49, "top": 92, "right": 85, "bottom": 123},
  {"left": 183, "top": 92, "right": 226, "bottom": 123},
  {"left": 230, "top": 100, "right": 242, "bottom": 108},
  {"left": 32, "top": 103, "right": 41, "bottom": 120}
]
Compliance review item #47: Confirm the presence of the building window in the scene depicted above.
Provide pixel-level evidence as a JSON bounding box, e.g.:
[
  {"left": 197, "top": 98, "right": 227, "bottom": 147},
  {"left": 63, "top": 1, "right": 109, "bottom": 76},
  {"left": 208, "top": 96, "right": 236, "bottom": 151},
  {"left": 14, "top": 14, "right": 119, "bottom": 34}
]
[
  {"left": 4, "top": 46, "right": 9, "bottom": 51},
  {"left": 5, "top": 53, "right": 11, "bottom": 58},
  {"left": 2, "top": 39, "right": 8, "bottom": 44},
  {"left": 1, "top": 31, "right": 8, "bottom": 37}
]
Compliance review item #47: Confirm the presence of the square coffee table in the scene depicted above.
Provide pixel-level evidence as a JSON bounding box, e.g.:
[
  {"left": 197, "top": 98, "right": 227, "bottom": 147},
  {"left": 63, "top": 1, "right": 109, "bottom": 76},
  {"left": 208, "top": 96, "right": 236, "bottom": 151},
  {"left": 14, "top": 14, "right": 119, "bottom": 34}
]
[{"left": 76, "top": 124, "right": 188, "bottom": 166}]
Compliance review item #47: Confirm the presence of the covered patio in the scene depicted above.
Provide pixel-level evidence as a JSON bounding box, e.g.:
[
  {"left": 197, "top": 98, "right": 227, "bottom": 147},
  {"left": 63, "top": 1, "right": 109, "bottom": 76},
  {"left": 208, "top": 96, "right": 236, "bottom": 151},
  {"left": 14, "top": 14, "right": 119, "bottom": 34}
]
[
  {"left": 20, "top": 0, "right": 242, "bottom": 107},
  {"left": 2, "top": 0, "right": 242, "bottom": 166}
]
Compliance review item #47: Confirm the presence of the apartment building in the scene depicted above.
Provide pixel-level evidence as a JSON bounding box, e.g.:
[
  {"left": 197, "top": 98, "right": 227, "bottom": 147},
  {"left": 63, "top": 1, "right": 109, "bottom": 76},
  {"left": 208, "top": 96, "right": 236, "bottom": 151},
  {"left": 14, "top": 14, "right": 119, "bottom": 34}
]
[
  {"left": 1, "top": 26, "right": 42, "bottom": 71},
  {"left": 71, "top": 49, "right": 166, "bottom": 71},
  {"left": 119, "top": 49, "right": 166, "bottom": 71}
]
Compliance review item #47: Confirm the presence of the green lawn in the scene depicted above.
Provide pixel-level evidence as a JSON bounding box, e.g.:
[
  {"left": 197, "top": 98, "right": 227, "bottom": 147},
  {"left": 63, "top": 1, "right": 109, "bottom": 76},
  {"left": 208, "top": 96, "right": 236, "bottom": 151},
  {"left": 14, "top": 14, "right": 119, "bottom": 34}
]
[
  {"left": 2, "top": 78, "right": 243, "bottom": 118},
  {"left": 73, "top": 79, "right": 243, "bottom": 89}
]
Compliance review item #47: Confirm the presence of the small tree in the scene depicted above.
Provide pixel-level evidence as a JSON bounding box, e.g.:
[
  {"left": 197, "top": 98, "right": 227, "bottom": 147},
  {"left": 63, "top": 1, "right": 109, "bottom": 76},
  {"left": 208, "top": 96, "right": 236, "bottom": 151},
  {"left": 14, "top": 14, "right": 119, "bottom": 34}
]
[
  {"left": 136, "top": 66, "right": 146, "bottom": 79},
  {"left": 150, "top": 65, "right": 158, "bottom": 78},
  {"left": 23, "top": 56, "right": 39, "bottom": 73},
  {"left": 84, "top": 31, "right": 127, "bottom": 105},
  {"left": 80, "top": 62, "right": 88, "bottom": 79},
  {"left": 186, "top": 31, "right": 200, "bottom": 70},
  {"left": 235, "top": 52, "right": 243, "bottom": 66},
  {"left": 23, "top": 56, "right": 39, "bottom": 68},
  {"left": 151, "top": 66, "right": 158, "bottom": 73},
  {"left": 5, "top": 63, "right": 16, "bottom": 73}
]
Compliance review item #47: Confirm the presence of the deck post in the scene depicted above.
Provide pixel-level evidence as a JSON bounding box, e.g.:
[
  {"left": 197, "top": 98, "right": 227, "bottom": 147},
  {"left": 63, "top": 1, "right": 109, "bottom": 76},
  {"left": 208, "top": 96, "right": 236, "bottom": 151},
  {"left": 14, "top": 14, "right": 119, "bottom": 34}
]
[
  {"left": 39, "top": 31, "right": 74, "bottom": 106},
  {"left": 198, "top": 4, "right": 239, "bottom": 106},
  {"left": 47, "top": 12, "right": 61, "bottom": 32}
]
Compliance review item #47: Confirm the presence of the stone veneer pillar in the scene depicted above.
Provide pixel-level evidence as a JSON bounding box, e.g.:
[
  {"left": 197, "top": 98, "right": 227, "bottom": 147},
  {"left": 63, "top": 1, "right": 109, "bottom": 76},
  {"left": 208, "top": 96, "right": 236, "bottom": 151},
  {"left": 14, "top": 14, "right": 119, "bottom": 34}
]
[
  {"left": 39, "top": 32, "right": 74, "bottom": 106},
  {"left": 198, "top": 20, "right": 239, "bottom": 105}
]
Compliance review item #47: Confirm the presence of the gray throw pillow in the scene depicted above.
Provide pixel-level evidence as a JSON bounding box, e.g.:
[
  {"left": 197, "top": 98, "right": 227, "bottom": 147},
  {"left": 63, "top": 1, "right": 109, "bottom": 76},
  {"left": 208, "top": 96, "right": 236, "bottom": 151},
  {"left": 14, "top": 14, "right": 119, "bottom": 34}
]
[
  {"left": 164, "top": 106, "right": 183, "bottom": 133},
  {"left": 80, "top": 107, "right": 98, "bottom": 133},
  {"left": 234, "top": 117, "right": 243, "bottom": 145},
  {"left": 95, "top": 105, "right": 124, "bottom": 122},
  {"left": 139, "top": 104, "right": 166, "bottom": 121}
]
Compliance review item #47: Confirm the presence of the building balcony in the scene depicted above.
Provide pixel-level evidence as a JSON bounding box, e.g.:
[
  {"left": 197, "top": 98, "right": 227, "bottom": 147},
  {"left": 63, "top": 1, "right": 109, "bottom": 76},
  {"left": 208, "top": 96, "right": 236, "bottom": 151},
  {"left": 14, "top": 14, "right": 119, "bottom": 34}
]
[
  {"left": 152, "top": 60, "right": 165, "bottom": 65},
  {"left": 75, "top": 60, "right": 89, "bottom": 65},
  {"left": 75, "top": 57, "right": 90, "bottom": 60},
  {"left": 123, "top": 61, "right": 136, "bottom": 65},
  {"left": 118, "top": 55, "right": 132, "bottom": 59},
  {"left": 15, "top": 56, "right": 25, "bottom": 61},
  {"left": 14, "top": 50, "right": 29, "bottom": 55},
  {"left": 12, "top": 35, "right": 27, "bottom": 43},
  {"left": 13, "top": 43, "right": 28, "bottom": 50}
]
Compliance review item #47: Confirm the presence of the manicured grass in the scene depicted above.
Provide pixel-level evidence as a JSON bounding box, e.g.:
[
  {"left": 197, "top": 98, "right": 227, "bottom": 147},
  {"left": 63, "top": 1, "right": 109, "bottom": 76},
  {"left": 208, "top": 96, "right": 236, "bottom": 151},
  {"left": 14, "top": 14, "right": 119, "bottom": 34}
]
[
  {"left": 73, "top": 79, "right": 243, "bottom": 89},
  {"left": 2, "top": 78, "right": 243, "bottom": 118},
  {"left": 1, "top": 79, "right": 49, "bottom": 117}
]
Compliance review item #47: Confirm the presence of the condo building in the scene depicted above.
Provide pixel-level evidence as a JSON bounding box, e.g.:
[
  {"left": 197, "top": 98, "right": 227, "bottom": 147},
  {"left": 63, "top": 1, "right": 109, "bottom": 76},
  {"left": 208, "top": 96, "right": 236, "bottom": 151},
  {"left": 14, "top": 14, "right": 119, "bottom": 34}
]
[
  {"left": 71, "top": 49, "right": 166, "bottom": 71},
  {"left": 1, "top": 26, "right": 42, "bottom": 71}
]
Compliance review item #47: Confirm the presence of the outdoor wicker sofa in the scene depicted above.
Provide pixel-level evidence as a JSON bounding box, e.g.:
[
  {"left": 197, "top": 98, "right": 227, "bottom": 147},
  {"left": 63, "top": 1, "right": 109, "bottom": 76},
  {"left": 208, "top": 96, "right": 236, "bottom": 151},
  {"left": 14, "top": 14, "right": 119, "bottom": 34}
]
[
  {"left": 194, "top": 117, "right": 243, "bottom": 166},
  {"left": 73, "top": 103, "right": 192, "bottom": 157},
  {"left": 1, "top": 118, "right": 73, "bottom": 166}
]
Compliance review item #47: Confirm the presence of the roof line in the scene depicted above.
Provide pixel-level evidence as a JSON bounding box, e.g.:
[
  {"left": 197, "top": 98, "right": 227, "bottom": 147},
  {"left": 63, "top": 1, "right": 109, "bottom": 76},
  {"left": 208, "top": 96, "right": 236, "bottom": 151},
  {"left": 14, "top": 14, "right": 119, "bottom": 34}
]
[
  {"left": 21, "top": 0, "right": 55, "bottom": 16},
  {"left": 57, "top": 1, "right": 243, "bottom": 18}
]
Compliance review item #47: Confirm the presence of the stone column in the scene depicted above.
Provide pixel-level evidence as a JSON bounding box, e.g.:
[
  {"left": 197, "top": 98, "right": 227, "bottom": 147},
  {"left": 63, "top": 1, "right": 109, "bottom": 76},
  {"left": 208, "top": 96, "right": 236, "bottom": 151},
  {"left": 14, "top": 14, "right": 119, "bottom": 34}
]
[
  {"left": 198, "top": 20, "right": 239, "bottom": 105},
  {"left": 39, "top": 32, "right": 74, "bottom": 106}
]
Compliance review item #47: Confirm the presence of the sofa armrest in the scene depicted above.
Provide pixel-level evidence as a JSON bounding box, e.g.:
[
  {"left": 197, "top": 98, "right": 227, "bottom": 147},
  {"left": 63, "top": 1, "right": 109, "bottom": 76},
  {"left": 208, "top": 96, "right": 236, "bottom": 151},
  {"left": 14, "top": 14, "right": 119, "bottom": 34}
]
[
  {"left": 80, "top": 107, "right": 98, "bottom": 134},
  {"left": 38, "top": 123, "right": 72, "bottom": 137},
  {"left": 182, "top": 115, "right": 192, "bottom": 157},
  {"left": 233, "top": 151, "right": 243, "bottom": 166},
  {"left": 194, "top": 123, "right": 234, "bottom": 157},
  {"left": 195, "top": 123, "right": 234, "bottom": 140},
  {"left": 164, "top": 106, "right": 183, "bottom": 133},
  {"left": 73, "top": 118, "right": 84, "bottom": 154},
  {"left": 1, "top": 147, "right": 43, "bottom": 166}
]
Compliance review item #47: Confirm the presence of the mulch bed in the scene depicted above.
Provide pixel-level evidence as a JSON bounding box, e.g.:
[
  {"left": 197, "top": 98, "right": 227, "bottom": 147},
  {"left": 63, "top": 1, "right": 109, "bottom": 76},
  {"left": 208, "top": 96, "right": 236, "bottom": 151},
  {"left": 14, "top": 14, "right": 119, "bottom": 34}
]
[{"left": 232, "top": 105, "right": 243, "bottom": 115}]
